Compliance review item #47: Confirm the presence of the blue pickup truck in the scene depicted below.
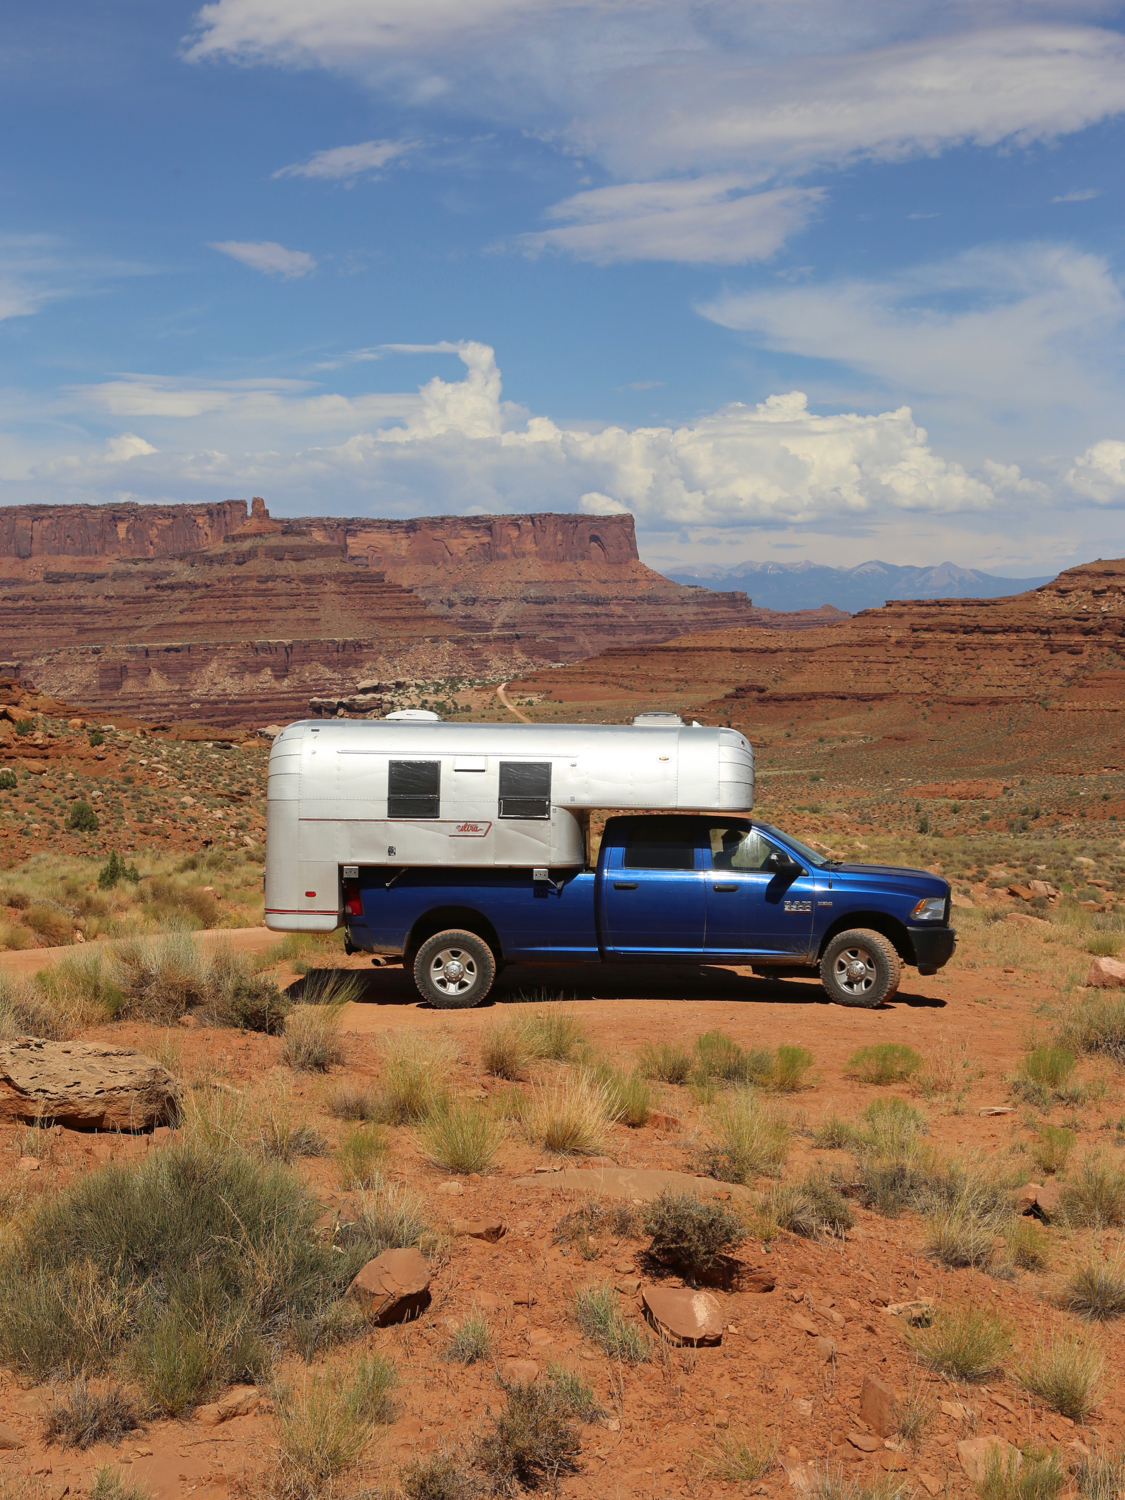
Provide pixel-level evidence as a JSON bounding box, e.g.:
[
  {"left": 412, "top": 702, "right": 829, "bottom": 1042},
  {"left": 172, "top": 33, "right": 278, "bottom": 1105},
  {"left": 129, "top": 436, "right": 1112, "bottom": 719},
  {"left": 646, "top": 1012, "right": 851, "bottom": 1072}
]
[{"left": 341, "top": 813, "right": 955, "bottom": 1008}]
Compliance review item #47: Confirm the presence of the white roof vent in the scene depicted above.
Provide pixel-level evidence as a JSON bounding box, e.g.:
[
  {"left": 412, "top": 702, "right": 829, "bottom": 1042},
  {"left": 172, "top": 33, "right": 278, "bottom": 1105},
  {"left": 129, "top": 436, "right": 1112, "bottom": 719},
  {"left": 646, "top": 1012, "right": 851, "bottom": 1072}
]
[
  {"left": 632, "top": 711, "right": 685, "bottom": 726},
  {"left": 383, "top": 709, "right": 443, "bottom": 722}
]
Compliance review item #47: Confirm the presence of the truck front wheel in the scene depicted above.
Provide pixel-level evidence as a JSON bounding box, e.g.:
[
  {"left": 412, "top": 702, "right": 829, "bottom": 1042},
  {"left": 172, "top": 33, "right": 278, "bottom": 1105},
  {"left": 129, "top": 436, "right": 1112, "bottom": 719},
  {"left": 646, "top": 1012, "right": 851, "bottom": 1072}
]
[
  {"left": 413, "top": 930, "right": 496, "bottom": 1009},
  {"left": 820, "top": 929, "right": 901, "bottom": 1008}
]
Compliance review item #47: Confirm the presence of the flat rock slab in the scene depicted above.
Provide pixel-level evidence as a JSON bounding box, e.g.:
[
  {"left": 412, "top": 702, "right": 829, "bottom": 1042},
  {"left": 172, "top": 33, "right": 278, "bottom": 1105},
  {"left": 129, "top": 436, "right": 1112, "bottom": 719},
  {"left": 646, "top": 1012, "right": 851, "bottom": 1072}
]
[
  {"left": 642, "top": 1285, "right": 723, "bottom": 1346},
  {"left": 452, "top": 1217, "right": 506, "bottom": 1242},
  {"left": 0, "top": 1038, "right": 179, "bottom": 1130},
  {"left": 512, "top": 1166, "right": 755, "bottom": 1204},
  {"left": 346, "top": 1247, "right": 431, "bottom": 1326},
  {"left": 958, "top": 1437, "right": 1019, "bottom": 1486},
  {"left": 860, "top": 1373, "right": 902, "bottom": 1438}
]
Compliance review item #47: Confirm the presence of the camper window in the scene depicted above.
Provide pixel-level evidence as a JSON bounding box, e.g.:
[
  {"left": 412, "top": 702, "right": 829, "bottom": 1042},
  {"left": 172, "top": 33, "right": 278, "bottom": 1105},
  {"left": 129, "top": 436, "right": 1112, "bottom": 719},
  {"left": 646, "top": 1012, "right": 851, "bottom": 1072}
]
[
  {"left": 498, "top": 761, "right": 551, "bottom": 819},
  {"left": 388, "top": 760, "right": 441, "bottom": 819}
]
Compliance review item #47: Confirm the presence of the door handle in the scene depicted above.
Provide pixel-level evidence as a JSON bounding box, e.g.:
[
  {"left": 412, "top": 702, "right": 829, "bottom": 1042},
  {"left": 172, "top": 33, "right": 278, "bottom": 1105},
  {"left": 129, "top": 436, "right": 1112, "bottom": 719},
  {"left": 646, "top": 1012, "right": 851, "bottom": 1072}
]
[
  {"left": 712, "top": 883, "right": 738, "bottom": 892},
  {"left": 613, "top": 881, "right": 639, "bottom": 890}
]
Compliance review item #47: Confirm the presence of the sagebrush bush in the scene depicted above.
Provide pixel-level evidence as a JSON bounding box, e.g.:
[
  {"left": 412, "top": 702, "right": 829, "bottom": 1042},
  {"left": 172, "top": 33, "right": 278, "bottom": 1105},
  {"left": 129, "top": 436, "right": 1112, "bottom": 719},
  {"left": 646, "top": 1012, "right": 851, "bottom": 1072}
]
[
  {"left": 477, "top": 1378, "right": 581, "bottom": 1493},
  {"left": 907, "top": 1304, "right": 1012, "bottom": 1381},
  {"left": 1019, "top": 1332, "right": 1105, "bottom": 1420},
  {"left": 698, "top": 1089, "right": 789, "bottom": 1183},
  {"left": 42, "top": 1380, "right": 140, "bottom": 1449},
  {"left": 846, "top": 1043, "right": 924, "bottom": 1085},
  {"left": 642, "top": 1191, "right": 744, "bottom": 1273}
]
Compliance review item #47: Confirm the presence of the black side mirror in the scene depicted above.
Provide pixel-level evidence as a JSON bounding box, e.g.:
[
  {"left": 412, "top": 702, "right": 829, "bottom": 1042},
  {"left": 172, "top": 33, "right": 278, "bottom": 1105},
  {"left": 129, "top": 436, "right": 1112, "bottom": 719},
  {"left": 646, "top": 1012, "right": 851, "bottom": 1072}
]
[{"left": 766, "top": 849, "right": 802, "bottom": 874}]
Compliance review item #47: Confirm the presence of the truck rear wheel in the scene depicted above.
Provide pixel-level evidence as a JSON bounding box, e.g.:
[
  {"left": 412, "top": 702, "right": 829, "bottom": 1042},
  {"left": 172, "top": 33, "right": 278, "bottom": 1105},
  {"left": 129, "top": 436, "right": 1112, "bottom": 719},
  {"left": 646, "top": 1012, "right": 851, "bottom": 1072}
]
[
  {"left": 413, "top": 930, "right": 496, "bottom": 1009},
  {"left": 820, "top": 929, "right": 901, "bottom": 1008}
]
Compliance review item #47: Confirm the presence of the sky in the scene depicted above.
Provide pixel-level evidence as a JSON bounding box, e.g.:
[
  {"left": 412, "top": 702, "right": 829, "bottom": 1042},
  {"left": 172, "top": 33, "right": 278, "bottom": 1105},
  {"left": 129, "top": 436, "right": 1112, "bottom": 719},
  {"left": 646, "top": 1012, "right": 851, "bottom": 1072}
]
[{"left": 1, "top": 1, "right": 1124, "bottom": 576}]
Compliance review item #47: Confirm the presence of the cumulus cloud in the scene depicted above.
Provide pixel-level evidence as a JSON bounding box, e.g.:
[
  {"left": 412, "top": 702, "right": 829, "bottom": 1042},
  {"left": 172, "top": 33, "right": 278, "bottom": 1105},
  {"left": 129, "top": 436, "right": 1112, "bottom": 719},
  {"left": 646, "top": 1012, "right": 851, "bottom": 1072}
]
[
  {"left": 273, "top": 139, "right": 416, "bottom": 181},
  {"left": 41, "top": 342, "right": 1004, "bottom": 528},
  {"left": 521, "top": 180, "right": 822, "bottom": 265},
  {"left": 698, "top": 242, "right": 1125, "bottom": 432},
  {"left": 208, "top": 239, "right": 316, "bottom": 277},
  {"left": 1067, "top": 439, "right": 1125, "bottom": 502}
]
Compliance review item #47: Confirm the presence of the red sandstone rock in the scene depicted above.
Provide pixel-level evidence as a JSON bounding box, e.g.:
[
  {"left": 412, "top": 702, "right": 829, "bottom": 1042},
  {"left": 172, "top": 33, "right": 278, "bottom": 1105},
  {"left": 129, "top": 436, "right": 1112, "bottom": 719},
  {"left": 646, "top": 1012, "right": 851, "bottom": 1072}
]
[
  {"left": 345, "top": 1247, "right": 431, "bottom": 1325},
  {"left": 642, "top": 1286, "right": 723, "bottom": 1346},
  {"left": 1087, "top": 956, "right": 1125, "bottom": 988},
  {"left": 859, "top": 1374, "right": 901, "bottom": 1437},
  {"left": 0, "top": 1039, "right": 179, "bottom": 1130}
]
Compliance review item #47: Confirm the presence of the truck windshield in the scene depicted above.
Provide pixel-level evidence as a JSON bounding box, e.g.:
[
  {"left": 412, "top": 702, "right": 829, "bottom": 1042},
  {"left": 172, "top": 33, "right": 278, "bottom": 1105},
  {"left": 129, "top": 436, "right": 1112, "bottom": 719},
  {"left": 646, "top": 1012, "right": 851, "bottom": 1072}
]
[{"left": 757, "top": 823, "right": 832, "bottom": 869}]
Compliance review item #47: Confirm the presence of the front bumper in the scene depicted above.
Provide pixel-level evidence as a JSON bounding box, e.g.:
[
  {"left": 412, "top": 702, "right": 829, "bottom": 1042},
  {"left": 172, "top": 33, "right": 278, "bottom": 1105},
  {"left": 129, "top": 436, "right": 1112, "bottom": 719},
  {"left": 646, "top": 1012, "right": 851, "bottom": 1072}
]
[{"left": 907, "top": 924, "right": 956, "bottom": 972}]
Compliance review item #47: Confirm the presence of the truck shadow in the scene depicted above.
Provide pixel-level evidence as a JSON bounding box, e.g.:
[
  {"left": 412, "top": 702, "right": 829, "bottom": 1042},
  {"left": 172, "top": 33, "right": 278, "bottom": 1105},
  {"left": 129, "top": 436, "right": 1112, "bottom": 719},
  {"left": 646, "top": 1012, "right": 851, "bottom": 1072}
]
[{"left": 296, "top": 963, "right": 946, "bottom": 1010}]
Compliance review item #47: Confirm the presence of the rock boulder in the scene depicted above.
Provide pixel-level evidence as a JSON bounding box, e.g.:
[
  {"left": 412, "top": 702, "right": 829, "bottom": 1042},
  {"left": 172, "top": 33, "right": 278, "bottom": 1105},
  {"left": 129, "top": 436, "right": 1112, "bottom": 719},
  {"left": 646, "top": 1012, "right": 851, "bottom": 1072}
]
[
  {"left": 642, "top": 1286, "right": 723, "bottom": 1346},
  {"left": 345, "top": 1247, "right": 431, "bottom": 1325},
  {"left": 0, "top": 1038, "right": 180, "bottom": 1130},
  {"left": 1086, "top": 957, "right": 1125, "bottom": 989}
]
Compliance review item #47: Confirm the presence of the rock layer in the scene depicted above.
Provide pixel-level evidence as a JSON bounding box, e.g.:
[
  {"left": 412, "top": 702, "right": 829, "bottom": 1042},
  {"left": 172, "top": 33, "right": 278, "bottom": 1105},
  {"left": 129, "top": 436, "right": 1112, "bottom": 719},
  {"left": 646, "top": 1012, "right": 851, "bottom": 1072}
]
[{"left": 0, "top": 1038, "right": 180, "bottom": 1129}]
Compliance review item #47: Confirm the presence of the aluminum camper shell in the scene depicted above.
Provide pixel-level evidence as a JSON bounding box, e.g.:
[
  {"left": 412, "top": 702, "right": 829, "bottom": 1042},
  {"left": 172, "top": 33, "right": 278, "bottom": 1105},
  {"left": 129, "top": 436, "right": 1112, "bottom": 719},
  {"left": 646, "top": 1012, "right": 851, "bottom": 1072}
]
[{"left": 264, "top": 718, "right": 754, "bottom": 931}]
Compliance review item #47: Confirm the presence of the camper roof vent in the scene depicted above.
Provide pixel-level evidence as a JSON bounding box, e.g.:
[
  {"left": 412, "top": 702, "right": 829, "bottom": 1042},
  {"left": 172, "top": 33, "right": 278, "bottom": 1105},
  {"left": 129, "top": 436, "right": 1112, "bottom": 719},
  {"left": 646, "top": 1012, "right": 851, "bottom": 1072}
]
[
  {"left": 383, "top": 709, "right": 443, "bottom": 722},
  {"left": 631, "top": 711, "right": 685, "bottom": 726}
]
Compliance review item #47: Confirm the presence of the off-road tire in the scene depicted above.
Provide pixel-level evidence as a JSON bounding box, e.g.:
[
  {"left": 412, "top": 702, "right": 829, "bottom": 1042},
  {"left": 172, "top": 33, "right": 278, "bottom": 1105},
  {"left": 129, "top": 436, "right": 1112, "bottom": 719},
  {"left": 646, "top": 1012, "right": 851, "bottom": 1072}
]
[
  {"left": 413, "top": 929, "right": 496, "bottom": 1009},
  {"left": 819, "top": 928, "right": 901, "bottom": 1008}
]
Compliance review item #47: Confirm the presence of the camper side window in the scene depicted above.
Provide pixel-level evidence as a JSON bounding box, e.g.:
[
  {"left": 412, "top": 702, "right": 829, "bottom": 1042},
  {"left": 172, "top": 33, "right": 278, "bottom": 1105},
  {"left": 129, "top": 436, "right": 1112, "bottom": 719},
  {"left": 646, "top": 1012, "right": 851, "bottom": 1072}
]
[
  {"left": 498, "top": 761, "right": 551, "bottom": 819},
  {"left": 388, "top": 760, "right": 441, "bottom": 819}
]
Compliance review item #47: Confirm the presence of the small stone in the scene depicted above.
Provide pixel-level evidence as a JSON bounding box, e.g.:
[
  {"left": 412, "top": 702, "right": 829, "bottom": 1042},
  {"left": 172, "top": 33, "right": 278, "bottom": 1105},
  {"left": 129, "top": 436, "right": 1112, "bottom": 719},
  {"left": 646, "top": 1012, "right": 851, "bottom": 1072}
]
[
  {"left": 513, "top": 1291, "right": 538, "bottom": 1306},
  {"left": 941, "top": 1400, "right": 972, "bottom": 1424},
  {"left": 436, "top": 1181, "right": 464, "bottom": 1196},
  {"left": 501, "top": 1360, "right": 539, "bottom": 1383},
  {"left": 1086, "top": 956, "right": 1125, "bottom": 989},
  {"left": 451, "top": 1217, "right": 506, "bottom": 1242},
  {"left": 860, "top": 1374, "right": 901, "bottom": 1439},
  {"left": 916, "top": 1474, "right": 942, "bottom": 1497},
  {"left": 790, "top": 1313, "right": 820, "bottom": 1336},
  {"left": 814, "top": 1336, "right": 837, "bottom": 1361},
  {"left": 0, "top": 1424, "right": 24, "bottom": 1451},
  {"left": 642, "top": 1285, "right": 724, "bottom": 1346},
  {"left": 793, "top": 1399, "right": 814, "bottom": 1418},
  {"left": 848, "top": 1433, "right": 881, "bottom": 1453},
  {"left": 477, "top": 1292, "right": 501, "bottom": 1312},
  {"left": 614, "top": 1261, "right": 634, "bottom": 1273},
  {"left": 345, "top": 1247, "right": 431, "bottom": 1325},
  {"left": 978, "top": 1106, "right": 1015, "bottom": 1116},
  {"left": 527, "top": 1329, "right": 553, "bottom": 1348},
  {"left": 134, "top": 1448, "right": 153, "bottom": 1458},
  {"left": 959, "top": 1438, "right": 1019, "bottom": 1486},
  {"left": 830, "top": 1310, "right": 847, "bottom": 1327},
  {"left": 16, "top": 1157, "right": 40, "bottom": 1173},
  {"left": 647, "top": 1111, "right": 680, "bottom": 1131},
  {"left": 880, "top": 1452, "right": 910, "bottom": 1473},
  {"left": 616, "top": 1277, "right": 641, "bottom": 1295},
  {"left": 884, "top": 1300, "right": 933, "bottom": 1326},
  {"left": 216, "top": 1386, "right": 260, "bottom": 1421},
  {"left": 196, "top": 1404, "right": 222, "bottom": 1427}
]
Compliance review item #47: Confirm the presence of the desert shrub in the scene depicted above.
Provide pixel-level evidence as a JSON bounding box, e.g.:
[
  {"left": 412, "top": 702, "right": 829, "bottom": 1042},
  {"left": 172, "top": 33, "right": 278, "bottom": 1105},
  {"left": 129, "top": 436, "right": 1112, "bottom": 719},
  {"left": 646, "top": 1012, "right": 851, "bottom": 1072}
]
[
  {"left": 1013, "top": 1046, "right": 1078, "bottom": 1104},
  {"left": 97, "top": 851, "right": 140, "bottom": 891},
  {"left": 326, "top": 1082, "right": 381, "bottom": 1121},
  {"left": 0, "top": 1138, "right": 370, "bottom": 1410},
  {"left": 1019, "top": 1332, "right": 1105, "bottom": 1420},
  {"left": 795, "top": 1463, "right": 912, "bottom": 1500},
  {"left": 0, "top": 973, "right": 74, "bottom": 1040},
  {"left": 856, "top": 1096, "right": 928, "bottom": 1156},
  {"left": 515, "top": 1007, "right": 585, "bottom": 1061},
  {"left": 706, "top": 1424, "right": 776, "bottom": 1483},
  {"left": 66, "top": 801, "right": 99, "bottom": 832},
  {"left": 768, "top": 1172, "right": 855, "bottom": 1239},
  {"left": 275, "top": 1353, "right": 397, "bottom": 1498},
  {"left": 545, "top": 1363, "right": 603, "bottom": 1422},
  {"left": 692, "top": 1030, "right": 771, "bottom": 1086},
  {"left": 489, "top": 1084, "right": 529, "bottom": 1121},
  {"left": 87, "top": 729, "right": 104, "bottom": 747},
  {"left": 637, "top": 1041, "right": 693, "bottom": 1084},
  {"left": 583, "top": 1058, "right": 652, "bottom": 1126},
  {"left": 399, "top": 1451, "right": 476, "bottom": 1500},
  {"left": 846, "top": 1043, "right": 924, "bottom": 1085},
  {"left": 417, "top": 1098, "right": 503, "bottom": 1174},
  {"left": 848, "top": 1098, "right": 950, "bottom": 1216},
  {"left": 1063, "top": 1254, "right": 1125, "bottom": 1321},
  {"left": 294, "top": 969, "right": 363, "bottom": 1007},
  {"left": 283, "top": 1004, "right": 345, "bottom": 1072},
  {"left": 25, "top": 903, "right": 73, "bottom": 946},
  {"left": 812, "top": 1112, "right": 856, "bottom": 1149},
  {"left": 112, "top": 933, "right": 212, "bottom": 1022},
  {"left": 337, "top": 1126, "right": 389, "bottom": 1189},
  {"left": 1061, "top": 1156, "right": 1125, "bottom": 1228},
  {"left": 642, "top": 1191, "right": 745, "bottom": 1273},
  {"left": 1032, "top": 1125, "right": 1075, "bottom": 1176},
  {"left": 377, "top": 1032, "right": 452, "bottom": 1124},
  {"left": 523, "top": 1073, "right": 611, "bottom": 1155},
  {"left": 477, "top": 1378, "right": 581, "bottom": 1493},
  {"left": 573, "top": 1282, "right": 649, "bottom": 1363},
  {"left": 481, "top": 1020, "right": 528, "bottom": 1080},
  {"left": 907, "top": 1304, "right": 1012, "bottom": 1381},
  {"left": 253, "top": 1095, "right": 328, "bottom": 1163},
  {"left": 770, "top": 1045, "right": 815, "bottom": 1092},
  {"left": 925, "top": 1192, "right": 1003, "bottom": 1270},
  {"left": 0, "top": 921, "right": 33, "bottom": 953},
  {"left": 1074, "top": 1448, "right": 1125, "bottom": 1500},
  {"left": 88, "top": 1466, "right": 149, "bottom": 1500},
  {"left": 1060, "top": 993, "right": 1125, "bottom": 1064},
  {"left": 354, "top": 1179, "right": 430, "bottom": 1255},
  {"left": 42, "top": 1379, "right": 140, "bottom": 1449},
  {"left": 1088, "top": 934, "right": 1121, "bottom": 958},
  {"left": 977, "top": 1446, "right": 1065, "bottom": 1500},
  {"left": 554, "top": 1197, "right": 640, "bottom": 1256},
  {"left": 0, "top": 769, "right": 17, "bottom": 791},
  {"left": 698, "top": 1088, "right": 789, "bottom": 1183},
  {"left": 1004, "top": 1217, "right": 1052, "bottom": 1271},
  {"left": 443, "top": 1306, "right": 491, "bottom": 1365}
]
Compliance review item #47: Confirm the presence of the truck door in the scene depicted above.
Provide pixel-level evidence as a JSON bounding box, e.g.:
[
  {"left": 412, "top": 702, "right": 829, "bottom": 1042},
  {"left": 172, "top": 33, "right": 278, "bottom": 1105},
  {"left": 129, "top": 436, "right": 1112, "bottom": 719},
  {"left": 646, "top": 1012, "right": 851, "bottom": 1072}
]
[
  {"left": 600, "top": 816, "right": 707, "bottom": 958},
  {"left": 704, "top": 822, "right": 816, "bottom": 959}
]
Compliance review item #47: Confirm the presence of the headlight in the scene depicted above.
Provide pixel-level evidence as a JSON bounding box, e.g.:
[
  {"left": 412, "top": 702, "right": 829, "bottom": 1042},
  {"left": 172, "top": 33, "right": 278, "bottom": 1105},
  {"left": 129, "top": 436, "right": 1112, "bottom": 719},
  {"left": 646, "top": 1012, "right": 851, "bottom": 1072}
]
[{"left": 911, "top": 897, "right": 946, "bottom": 922}]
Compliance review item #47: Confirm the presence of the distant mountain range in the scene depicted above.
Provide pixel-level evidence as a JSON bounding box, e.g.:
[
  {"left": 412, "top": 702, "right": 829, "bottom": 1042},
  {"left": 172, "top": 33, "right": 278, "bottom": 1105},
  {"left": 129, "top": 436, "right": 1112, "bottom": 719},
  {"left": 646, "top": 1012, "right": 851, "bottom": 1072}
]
[{"left": 663, "top": 559, "right": 1056, "bottom": 614}]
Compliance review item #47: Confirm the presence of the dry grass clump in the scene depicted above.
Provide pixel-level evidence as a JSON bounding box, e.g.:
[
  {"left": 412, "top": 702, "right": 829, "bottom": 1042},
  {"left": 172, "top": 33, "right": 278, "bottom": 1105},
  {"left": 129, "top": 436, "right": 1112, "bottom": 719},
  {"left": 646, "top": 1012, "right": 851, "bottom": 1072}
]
[
  {"left": 767, "top": 1172, "right": 855, "bottom": 1239},
  {"left": 274, "top": 1352, "right": 397, "bottom": 1498},
  {"left": 1063, "top": 1253, "right": 1125, "bottom": 1321},
  {"left": 523, "top": 1073, "right": 611, "bottom": 1155},
  {"left": 692, "top": 1030, "right": 772, "bottom": 1087},
  {"left": 895, "top": 1381, "right": 936, "bottom": 1447},
  {"left": 443, "top": 1306, "right": 492, "bottom": 1365},
  {"left": 812, "top": 1112, "right": 856, "bottom": 1150},
  {"left": 112, "top": 933, "right": 213, "bottom": 1022},
  {"left": 1004, "top": 1217, "right": 1052, "bottom": 1271},
  {"left": 1019, "top": 1331, "right": 1105, "bottom": 1420},
  {"left": 554, "top": 1197, "right": 640, "bottom": 1258},
  {"left": 416, "top": 1098, "right": 504, "bottom": 1174},
  {"left": 481, "top": 1019, "right": 529, "bottom": 1080},
  {"left": 399, "top": 1450, "right": 476, "bottom": 1500},
  {"left": 42, "top": 1379, "right": 140, "bottom": 1449},
  {"left": 977, "top": 1446, "right": 1065, "bottom": 1500},
  {"left": 794, "top": 1463, "right": 912, "bottom": 1500},
  {"left": 513, "top": 1007, "right": 585, "bottom": 1061},
  {"left": 1061, "top": 1156, "right": 1125, "bottom": 1228},
  {"left": 706, "top": 1424, "right": 777, "bottom": 1483},
  {"left": 908, "top": 1303, "right": 1012, "bottom": 1381},
  {"left": 698, "top": 1089, "right": 789, "bottom": 1184},
  {"left": 1061, "top": 993, "right": 1125, "bottom": 1065},
  {"left": 337, "top": 1125, "right": 389, "bottom": 1189},
  {"left": 573, "top": 1283, "right": 648, "bottom": 1364},
  {"left": 925, "top": 1179, "right": 1009, "bottom": 1270},
  {"left": 283, "top": 1004, "right": 346, "bottom": 1072},
  {"left": 642, "top": 1191, "right": 745, "bottom": 1274},
  {"left": 1032, "top": 1125, "right": 1075, "bottom": 1176},
  {"left": 477, "top": 1378, "right": 581, "bottom": 1493},
  {"left": 582, "top": 1056, "right": 652, "bottom": 1126},
  {"left": 1074, "top": 1448, "right": 1125, "bottom": 1500},
  {"left": 637, "top": 1041, "right": 693, "bottom": 1084},
  {"left": 544, "top": 1363, "right": 603, "bottom": 1423},
  {"left": 88, "top": 1465, "right": 151, "bottom": 1500},
  {"left": 846, "top": 1043, "right": 923, "bottom": 1085},
  {"left": 355, "top": 1178, "right": 430, "bottom": 1255},
  {"left": 1012, "top": 1045, "right": 1078, "bottom": 1105},
  {"left": 325, "top": 1082, "right": 381, "bottom": 1121},
  {"left": 377, "top": 1032, "right": 453, "bottom": 1124}
]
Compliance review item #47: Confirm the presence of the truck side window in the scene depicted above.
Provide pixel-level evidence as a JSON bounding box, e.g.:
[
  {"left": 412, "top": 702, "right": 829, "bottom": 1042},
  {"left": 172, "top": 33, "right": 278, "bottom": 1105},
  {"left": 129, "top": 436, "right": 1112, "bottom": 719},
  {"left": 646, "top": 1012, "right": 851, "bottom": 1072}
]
[
  {"left": 388, "top": 760, "right": 441, "bottom": 819},
  {"left": 621, "top": 818, "right": 698, "bottom": 870},
  {"left": 498, "top": 761, "right": 551, "bottom": 819},
  {"left": 710, "top": 825, "right": 774, "bottom": 871}
]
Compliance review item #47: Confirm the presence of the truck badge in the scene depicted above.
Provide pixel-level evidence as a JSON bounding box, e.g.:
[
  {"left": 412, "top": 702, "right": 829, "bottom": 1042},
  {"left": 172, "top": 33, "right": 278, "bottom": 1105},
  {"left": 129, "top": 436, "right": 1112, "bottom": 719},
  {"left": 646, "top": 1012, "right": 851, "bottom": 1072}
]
[{"left": 784, "top": 899, "right": 812, "bottom": 913}]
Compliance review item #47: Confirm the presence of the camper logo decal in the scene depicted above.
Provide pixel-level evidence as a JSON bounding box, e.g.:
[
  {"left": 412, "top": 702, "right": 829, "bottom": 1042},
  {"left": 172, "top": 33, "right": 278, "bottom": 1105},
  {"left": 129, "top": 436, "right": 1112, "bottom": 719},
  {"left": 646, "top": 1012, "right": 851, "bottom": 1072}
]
[{"left": 453, "top": 821, "right": 492, "bottom": 837}]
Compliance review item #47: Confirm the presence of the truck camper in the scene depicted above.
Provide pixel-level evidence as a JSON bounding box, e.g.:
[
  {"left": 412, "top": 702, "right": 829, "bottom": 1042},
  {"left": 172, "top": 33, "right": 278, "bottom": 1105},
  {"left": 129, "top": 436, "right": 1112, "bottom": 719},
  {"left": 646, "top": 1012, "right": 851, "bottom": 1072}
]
[{"left": 265, "top": 712, "right": 954, "bottom": 1009}]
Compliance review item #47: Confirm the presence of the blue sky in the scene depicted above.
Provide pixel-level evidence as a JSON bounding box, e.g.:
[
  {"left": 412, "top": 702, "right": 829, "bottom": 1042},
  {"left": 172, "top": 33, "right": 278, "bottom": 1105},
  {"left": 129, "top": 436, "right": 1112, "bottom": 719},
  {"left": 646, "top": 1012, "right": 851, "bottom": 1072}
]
[{"left": 2, "top": 0, "right": 1124, "bottom": 576}]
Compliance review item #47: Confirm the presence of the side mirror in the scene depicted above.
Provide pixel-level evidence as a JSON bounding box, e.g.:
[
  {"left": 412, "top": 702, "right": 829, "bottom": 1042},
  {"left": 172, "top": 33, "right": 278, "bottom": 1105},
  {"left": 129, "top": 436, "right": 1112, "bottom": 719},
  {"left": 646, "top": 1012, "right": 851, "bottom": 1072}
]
[{"left": 766, "top": 849, "right": 802, "bottom": 874}]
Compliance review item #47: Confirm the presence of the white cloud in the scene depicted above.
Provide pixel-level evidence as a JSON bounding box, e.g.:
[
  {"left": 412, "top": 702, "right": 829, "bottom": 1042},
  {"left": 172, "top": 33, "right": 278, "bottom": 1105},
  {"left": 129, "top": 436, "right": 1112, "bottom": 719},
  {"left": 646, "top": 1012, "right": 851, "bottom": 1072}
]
[
  {"left": 105, "top": 433, "right": 157, "bottom": 461},
  {"left": 698, "top": 243, "right": 1125, "bottom": 437},
  {"left": 521, "top": 180, "right": 822, "bottom": 265},
  {"left": 1053, "top": 187, "right": 1102, "bottom": 201},
  {"left": 273, "top": 139, "right": 416, "bottom": 181},
  {"left": 39, "top": 343, "right": 1002, "bottom": 529},
  {"left": 1067, "top": 439, "right": 1125, "bottom": 502},
  {"left": 208, "top": 239, "right": 316, "bottom": 277}
]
